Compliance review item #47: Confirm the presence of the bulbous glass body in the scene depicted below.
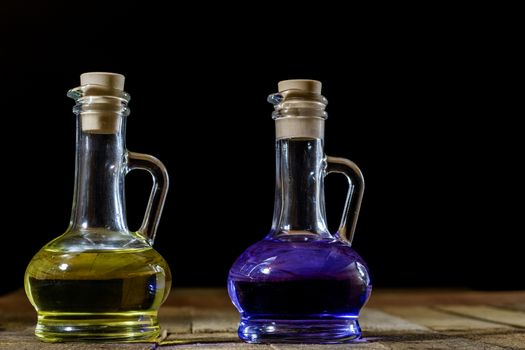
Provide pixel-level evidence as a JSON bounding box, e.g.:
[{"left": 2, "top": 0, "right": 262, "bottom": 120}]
[
  {"left": 229, "top": 236, "right": 371, "bottom": 343},
  {"left": 26, "top": 243, "right": 171, "bottom": 342}
]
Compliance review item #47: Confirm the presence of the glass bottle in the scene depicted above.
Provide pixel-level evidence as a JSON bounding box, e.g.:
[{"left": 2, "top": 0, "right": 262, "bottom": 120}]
[
  {"left": 228, "top": 80, "right": 371, "bottom": 344},
  {"left": 24, "top": 72, "right": 171, "bottom": 342}
]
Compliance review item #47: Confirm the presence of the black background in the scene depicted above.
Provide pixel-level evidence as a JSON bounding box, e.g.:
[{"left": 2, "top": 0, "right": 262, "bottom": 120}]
[{"left": 1, "top": 3, "right": 522, "bottom": 294}]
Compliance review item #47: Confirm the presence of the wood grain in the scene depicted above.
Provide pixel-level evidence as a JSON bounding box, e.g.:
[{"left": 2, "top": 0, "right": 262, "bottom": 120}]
[
  {"left": 380, "top": 306, "right": 510, "bottom": 331},
  {"left": 437, "top": 305, "right": 525, "bottom": 328},
  {"left": 2, "top": 288, "right": 525, "bottom": 349}
]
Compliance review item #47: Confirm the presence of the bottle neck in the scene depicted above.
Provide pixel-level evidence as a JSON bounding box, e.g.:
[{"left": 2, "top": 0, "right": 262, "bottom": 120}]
[
  {"left": 269, "top": 138, "right": 330, "bottom": 238},
  {"left": 69, "top": 115, "right": 128, "bottom": 233}
]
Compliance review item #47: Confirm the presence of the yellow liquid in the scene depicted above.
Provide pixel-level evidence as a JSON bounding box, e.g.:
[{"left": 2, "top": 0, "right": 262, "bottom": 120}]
[{"left": 25, "top": 247, "right": 171, "bottom": 342}]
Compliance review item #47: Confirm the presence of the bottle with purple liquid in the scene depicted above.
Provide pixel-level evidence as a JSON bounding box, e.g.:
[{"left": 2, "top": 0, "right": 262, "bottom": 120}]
[{"left": 228, "top": 80, "right": 371, "bottom": 344}]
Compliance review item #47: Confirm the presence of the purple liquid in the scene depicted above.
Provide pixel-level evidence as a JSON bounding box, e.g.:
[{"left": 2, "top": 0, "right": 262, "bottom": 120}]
[
  {"left": 231, "top": 279, "right": 366, "bottom": 317},
  {"left": 228, "top": 236, "right": 372, "bottom": 343}
]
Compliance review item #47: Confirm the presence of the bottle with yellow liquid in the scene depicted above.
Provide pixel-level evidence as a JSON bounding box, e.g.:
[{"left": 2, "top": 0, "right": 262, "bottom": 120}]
[{"left": 25, "top": 72, "right": 171, "bottom": 342}]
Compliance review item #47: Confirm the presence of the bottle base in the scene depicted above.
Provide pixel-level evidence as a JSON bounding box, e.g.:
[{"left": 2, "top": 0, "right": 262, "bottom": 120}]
[
  {"left": 35, "top": 311, "right": 160, "bottom": 342},
  {"left": 238, "top": 317, "right": 362, "bottom": 344}
]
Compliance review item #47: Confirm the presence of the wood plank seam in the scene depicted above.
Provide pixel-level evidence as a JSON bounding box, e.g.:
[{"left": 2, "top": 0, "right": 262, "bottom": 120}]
[
  {"left": 189, "top": 308, "right": 194, "bottom": 334},
  {"left": 434, "top": 305, "right": 525, "bottom": 329}
]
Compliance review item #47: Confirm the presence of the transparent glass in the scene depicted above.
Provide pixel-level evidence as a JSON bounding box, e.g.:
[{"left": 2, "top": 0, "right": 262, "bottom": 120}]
[
  {"left": 24, "top": 85, "right": 171, "bottom": 342},
  {"left": 228, "top": 89, "right": 371, "bottom": 344}
]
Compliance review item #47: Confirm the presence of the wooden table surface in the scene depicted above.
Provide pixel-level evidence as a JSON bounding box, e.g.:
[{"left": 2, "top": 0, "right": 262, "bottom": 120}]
[{"left": 1, "top": 288, "right": 525, "bottom": 349}]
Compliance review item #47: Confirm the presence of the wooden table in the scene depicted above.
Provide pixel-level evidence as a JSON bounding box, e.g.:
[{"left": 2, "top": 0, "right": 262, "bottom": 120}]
[{"left": 1, "top": 288, "right": 525, "bottom": 349}]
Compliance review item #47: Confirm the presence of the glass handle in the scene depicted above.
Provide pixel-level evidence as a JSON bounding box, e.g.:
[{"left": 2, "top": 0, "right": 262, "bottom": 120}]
[
  {"left": 126, "top": 151, "right": 169, "bottom": 244},
  {"left": 326, "top": 156, "right": 365, "bottom": 245}
]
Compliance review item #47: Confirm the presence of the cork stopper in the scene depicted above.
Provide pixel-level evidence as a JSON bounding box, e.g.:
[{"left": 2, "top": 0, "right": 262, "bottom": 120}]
[
  {"left": 278, "top": 79, "right": 322, "bottom": 94},
  {"left": 275, "top": 79, "right": 325, "bottom": 140},
  {"left": 81, "top": 72, "right": 125, "bottom": 91},
  {"left": 79, "top": 72, "right": 126, "bottom": 134}
]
